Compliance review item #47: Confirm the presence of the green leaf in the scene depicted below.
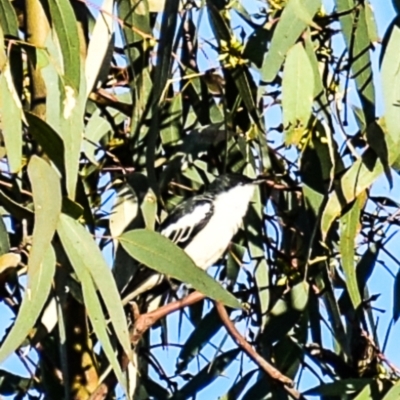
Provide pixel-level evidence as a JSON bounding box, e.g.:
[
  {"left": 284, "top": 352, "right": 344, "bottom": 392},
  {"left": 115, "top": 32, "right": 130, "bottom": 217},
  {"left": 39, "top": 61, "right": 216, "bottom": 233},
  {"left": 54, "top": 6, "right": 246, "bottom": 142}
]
[
  {"left": 383, "top": 381, "right": 400, "bottom": 400},
  {"left": 0, "top": 189, "right": 33, "bottom": 220},
  {"left": 177, "top": 307, "right": 223, "bottom": 372},
  {"left": 303, "top": 31, "right": 327, "bottom": 101},
  {"left": 83, "top": 109, "right": 112, "bottom": 164},
  {"left": 261, "top": 0, "right": 321, "bottom": 82},
  {"left": 338, "top": 243, "right": 379, "bottom": 313},
  {"left": 0, "top": 62, "right": 23, "bottom": 173},
  {"left": 78, "top": 263, "right": 127, "bottom": 393},
  {"left": 0, "top": 156, "right": 62, "bottom": 362},
  {"left": 0, "top": 157, "right": 63, "bottom": 361},
  {"left": 27, "top": 155, "right": 62, "bottom": 269},
  {"left": 119, "top": 229, "right": 242, "bottom": 309},
  {"left": 339, "top": 192, "right": 366, "bottom": 310},
  {"left": 46, "top": 0, "right": 81, "bottom": 91},
  {"left": 254, "top": 258, "right": 270, "bottom": 327},
  {"left": 364, "top": 1, "right": 379, "bottom": 44},
  {"left": 85, "top": 0, "right": 114, "bottom": 96},
  {"left": 220, "top": 370, "right": 256, "bottom": 400},
  {"left": 0, "top": 246, "right": 56, "bottom": 363},
  {"left": 305, "top": 379, "right": 372, "bottom": 396},
  {"left": 320, "top": 149, "right": 383, "bottom": 239},
  {"left": 337, "top": 0, "right": 375, "bottom": 125},
  {"left": 381, "top": 22, "right": 400, "bottom": 146},
  {"left": 59, "top": 75, "right": 86, "bottom": 199},
  {"left": 0, "top": 217, "right": 9, "bottom": 256},
  {"left": 282, "top": 42, "right": 314, "bottom": 145},
  {"left": 57, "top": 213, "right": 131, "bottom": 359},
  {"left": 0, "top": 0, "right": 18, "bottom": 36},
  {"left": 290, "top": 281, "right": 309, "bottom": 311},
  {"left": 241, "top": 372, "right": 271, "bottom": 400},
  {"left": 146, "top": 0, "right": 180, "bottom": 192},
  {"left": 0, "top": 369, "right": 33, "bottom": 395},
  {"left": 171, "top": 349, "right": 240, "bottom": 400},
  {"left": 354, "top": 381, "right": 381, "bottom": 400},
  {"left": 26, "top": 112, "right": 65, "bottom": 175}
]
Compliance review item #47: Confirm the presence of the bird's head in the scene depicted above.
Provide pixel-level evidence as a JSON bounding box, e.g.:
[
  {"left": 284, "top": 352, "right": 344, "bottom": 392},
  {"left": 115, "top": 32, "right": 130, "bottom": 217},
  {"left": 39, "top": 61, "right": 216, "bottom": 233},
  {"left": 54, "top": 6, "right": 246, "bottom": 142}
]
[{"left": 208, "top": 173, "right": 265, "bottom": 195}]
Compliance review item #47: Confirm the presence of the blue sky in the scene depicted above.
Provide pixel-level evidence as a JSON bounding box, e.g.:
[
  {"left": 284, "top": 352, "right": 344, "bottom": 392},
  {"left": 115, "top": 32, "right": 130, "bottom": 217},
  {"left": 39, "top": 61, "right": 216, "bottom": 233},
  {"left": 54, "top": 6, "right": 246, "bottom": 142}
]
[{"left": 0, "top": 1, "right": 399, "bottom": 399}]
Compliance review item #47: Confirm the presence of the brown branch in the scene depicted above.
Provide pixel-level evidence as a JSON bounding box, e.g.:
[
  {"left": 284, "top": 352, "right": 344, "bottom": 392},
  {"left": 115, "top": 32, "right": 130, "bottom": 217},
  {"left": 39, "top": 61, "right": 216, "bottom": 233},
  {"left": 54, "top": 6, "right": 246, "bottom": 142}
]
[
  {"left": 215, "top": 301, "right": 306, "bottom": 400},
  {"left": 130, "top": 291, "right": 206, "bottom": 345},
  {"left": 89, "top": 291, "right": 206, "bottom": 400}
]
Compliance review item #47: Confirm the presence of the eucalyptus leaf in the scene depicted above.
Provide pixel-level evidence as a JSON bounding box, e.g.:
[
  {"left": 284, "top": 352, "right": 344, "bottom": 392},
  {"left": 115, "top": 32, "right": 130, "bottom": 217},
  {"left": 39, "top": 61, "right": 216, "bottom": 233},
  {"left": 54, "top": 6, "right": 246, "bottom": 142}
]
[{"left": 119, "top": 229, "right": 242, "bottom": 309}]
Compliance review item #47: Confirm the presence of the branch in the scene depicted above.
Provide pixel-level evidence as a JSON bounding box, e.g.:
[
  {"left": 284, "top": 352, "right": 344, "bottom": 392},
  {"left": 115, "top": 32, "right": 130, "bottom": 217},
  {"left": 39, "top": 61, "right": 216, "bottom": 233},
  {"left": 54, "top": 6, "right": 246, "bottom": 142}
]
[
  {"left": 89, "top": 291, "right": 206, "bottom": 400},
  {"left": 130, "top": 291, "right": 205, "bottom": 345},
  {"left": 215, "top": 301, "right": 306, "bottom": 400}
]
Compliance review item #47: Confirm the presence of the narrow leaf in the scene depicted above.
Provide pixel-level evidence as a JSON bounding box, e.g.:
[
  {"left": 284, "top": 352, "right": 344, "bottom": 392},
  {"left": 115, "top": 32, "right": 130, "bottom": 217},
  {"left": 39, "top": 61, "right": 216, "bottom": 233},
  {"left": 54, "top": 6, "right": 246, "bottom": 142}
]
[
  {"left": 282, "top": 42, "right": 314, "bottom": 145},
  {"left": 337, "top": 0, "right": 375, "bottom": 124},
  {"left": 119, "top": 229, "right": 242, "bottom": 309},
  {"left": 0, "top": 62, "right": 23, "bottom": 173},
  {"left": 46, "top": 0, "right": 81, "bottom": 90},
  {"left": 57, "top": 213, "right": 131, "bottom": 360},
  {"left": 381, "top": 22, "right": 400, "bottom": 146},
  {"left": 383, "top": 381, "right": 400, "bottom": 400},
  {"left": 171, "top": 349, "right": 240, "bottom": 399},
  {"left": 73, "top": 262, "right": 127, "bottom": 392},
  {"left": 85, "top": 0, "right": 114, "bottom": 96},
  {"left": 262, "top": 0, "right": 321, "bottom": 82},
  {"left": 340, "top": 192, "right": 366, "bottom": 309},
  {"left": 305, "top": 379, "right": 372, "bottom": 396},
  {"left": 0, "top": 246, "right": 56, "bottom": 362},
  {"left": 26, "top": 112, "right": 65, "bottom": 175},
  {"left": 0, "top": 0, "right": 18, "bottom": 36}
]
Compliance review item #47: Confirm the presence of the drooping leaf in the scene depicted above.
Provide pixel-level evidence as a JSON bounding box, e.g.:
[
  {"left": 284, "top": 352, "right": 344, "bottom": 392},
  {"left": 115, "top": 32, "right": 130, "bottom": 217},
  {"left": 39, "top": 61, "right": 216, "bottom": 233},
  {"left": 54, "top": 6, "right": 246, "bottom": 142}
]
[
  {"left": 59, "top": 75, "right": 86, "bottom": 199},
  {"left": 171, "top": 349, "right": 240, "bottom": 399},
  {"left": 0, "top": 246, "right": 56, "bottom": 363},
  {"left": 146, "top": 0, "right": 180, "bottom": 192},
  {"left": 0, "top": 369, "right": 33, "bottom": 395},
  {"left": 46, "top": 0, "right": 81, "bottom": 90},
  {"left": 119, "top": 229, "right": 242, "bottom": 309},
  {"left": 0, "top": 0, "right": 18, "bottom": 36},
  {"left": 262, "top": 0, "right": 321, "bottom": 83},
  {"left": 339, "top": 192, "right": 366, "bottom": 310},
  {"left": 305, "top": 379, "right": 373, "bottom": 396},
  {"left": 0, "top": 62, "right": 23, "bottom": 173},
  {"left": 26, "top": 112, "right": 65, "bottom": 175},
  {"left": 0, "top": 217, "right": 10, "bottom": 256},
  {"left": 80, "top": 265, "right": 127, "bottom": 392},
  {"left": 321, "top": 148, "right": 383, "bottom": 238},
  {"left": 382, "top": 381, "right": 400, "bottom": 400},
  {"left": 381, "top": 21, "right": 400, "bottom": 147},
  {"left": 85, "top": 0, "right": 114, "bottom": 96},
  {"left": 219, "top": 370, "right": 257, "bottom": 400},
  {"left": 0, "top": 156, "right": 62, "bottom": 361},
  {"left": 0, "top": 189, "right": 33, "bottom": 220},
  {"left": 177, "top": 307, "right": 224, "bottom": 372},
  {"left": 83, "top": 110, "right": 112, "bottom": 164},
  {"left": 57, "top": 213, "right": 131, "bottom": 361},
  {"left": 282, "top": 42, "right": 314, "bottom": 145},
  {"left": 337, "top": 0, "right": 375, "bottom": 125}
]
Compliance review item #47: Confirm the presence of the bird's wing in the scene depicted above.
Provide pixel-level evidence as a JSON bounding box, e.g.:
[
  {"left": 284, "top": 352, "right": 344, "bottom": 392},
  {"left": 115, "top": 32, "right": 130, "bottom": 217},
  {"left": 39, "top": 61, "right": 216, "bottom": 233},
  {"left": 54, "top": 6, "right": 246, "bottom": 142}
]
[{"left": 159, "top": 195, "right": 214, "bottom": 248}]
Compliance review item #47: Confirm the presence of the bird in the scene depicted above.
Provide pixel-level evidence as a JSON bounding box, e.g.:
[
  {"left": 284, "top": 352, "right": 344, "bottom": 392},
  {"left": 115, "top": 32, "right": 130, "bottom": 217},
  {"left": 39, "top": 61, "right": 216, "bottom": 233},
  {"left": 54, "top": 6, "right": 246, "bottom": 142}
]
[{"left": 122, "top": 173, "right": 265, "bottom": 303}]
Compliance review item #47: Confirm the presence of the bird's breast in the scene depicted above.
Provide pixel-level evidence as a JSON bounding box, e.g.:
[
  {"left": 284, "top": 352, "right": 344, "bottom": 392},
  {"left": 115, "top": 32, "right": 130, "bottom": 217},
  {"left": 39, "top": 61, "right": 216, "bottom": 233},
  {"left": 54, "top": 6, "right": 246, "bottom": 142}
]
[{"left": 184, "top": 184, "right": 256, "bottom": 270}]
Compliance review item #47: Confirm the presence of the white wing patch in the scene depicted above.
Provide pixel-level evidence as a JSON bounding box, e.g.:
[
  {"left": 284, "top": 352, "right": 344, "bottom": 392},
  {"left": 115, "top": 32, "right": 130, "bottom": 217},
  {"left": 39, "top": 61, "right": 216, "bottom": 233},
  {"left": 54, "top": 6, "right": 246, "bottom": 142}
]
[{"left": 161, "top": 202, "right": 212, "bottom": 244}]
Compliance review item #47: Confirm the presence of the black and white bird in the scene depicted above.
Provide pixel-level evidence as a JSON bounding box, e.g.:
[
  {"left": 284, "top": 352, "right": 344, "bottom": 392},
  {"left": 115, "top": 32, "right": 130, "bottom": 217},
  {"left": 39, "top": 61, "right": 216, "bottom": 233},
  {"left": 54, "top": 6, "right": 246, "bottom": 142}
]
[{"left": 123, "top": 173, "right": 265, "bottom": 302}]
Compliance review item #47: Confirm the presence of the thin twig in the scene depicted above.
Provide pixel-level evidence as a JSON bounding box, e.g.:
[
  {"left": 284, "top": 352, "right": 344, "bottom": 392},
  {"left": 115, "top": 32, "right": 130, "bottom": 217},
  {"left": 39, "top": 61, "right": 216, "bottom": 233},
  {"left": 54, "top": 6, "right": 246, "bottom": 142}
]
[
  {"left": 130, "top": 291, "right": 206, "bottom": 345},
  {"left": 214, "top": 302, "right": 305, "bottom": 399}
]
